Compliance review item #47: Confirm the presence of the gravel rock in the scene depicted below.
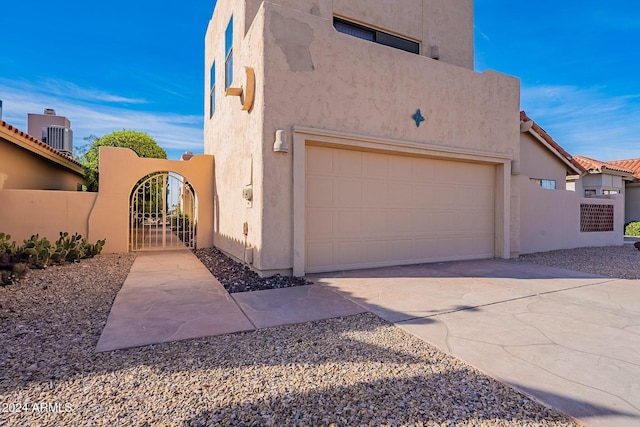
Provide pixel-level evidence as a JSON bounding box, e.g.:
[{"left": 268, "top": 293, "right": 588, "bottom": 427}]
[
  {"left": 194, "top": 247, "right": 312, "bottom": 293},
  {"left": 519, "top": 244, "right": 640, "bottom": 280},
  {"left": 0, "top": 251, "right": 581, "bottom": 426}
]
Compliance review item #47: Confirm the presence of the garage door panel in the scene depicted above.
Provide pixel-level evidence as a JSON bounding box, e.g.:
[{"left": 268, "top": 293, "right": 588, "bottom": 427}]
[
  {"left": 335, "top": 150, "right": 362, "bottom": 177},
  {"left": 363, "top": 181, "right": 387, "bottom": 207},
  {"left": 306, "top": 177, "right": 333, "bottom": 207},
  {"left": 306, "top": 241, "right": 334, "bottom": 270},
  {"left": 389, "top": 211, "right": 413, "bottom": 233},
  {"left": 363, "top": 210, "right": 390, "bottom": 234},
  {"left": 389, "top": 182, "right": 414, "bottom": 208},
  {"left": 362, "top": 152, "right": 389, "bottom": 178},
  {"left": 334, "top": 210, "right": 363, "bottom": 235},
  {"left": 306, "top": 146, "right": 334, "bottom": 175},
  {"left": 389, "top": 239, "right": 413, "bottom": 261},
  {"left": 389, "top": 156, "right": 414, "bottom": 180},
  {"left": 335, "top": 180, "right": 363, "bottom": 207},
  {"left": 306, "top": 147, "right": 495, "bottom": 273},
  {"left": 306, "top": 209, "right": 333, "bottom": 238},
  {"left": 336, "top": 241, "right": 363, "bottom": 267},
  {"left": 363, "top": 240, "right": 389, "bottom": 263}
]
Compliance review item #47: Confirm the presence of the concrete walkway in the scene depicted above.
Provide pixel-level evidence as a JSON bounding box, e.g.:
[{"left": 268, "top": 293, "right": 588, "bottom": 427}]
[
  {"left": 97, "top": 251, "right": 640, "bottom": 427},
  {"left": 95, "top": 249, "right": 365, "bottom": 352},
  {"left": 310, "top": 259, "right": 640, "bottom": 427}
]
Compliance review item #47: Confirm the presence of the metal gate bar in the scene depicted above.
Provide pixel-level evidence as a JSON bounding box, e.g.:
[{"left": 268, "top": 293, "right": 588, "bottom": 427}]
[{"left": 129, "top": 172, "right": 197, "bottom": 251}]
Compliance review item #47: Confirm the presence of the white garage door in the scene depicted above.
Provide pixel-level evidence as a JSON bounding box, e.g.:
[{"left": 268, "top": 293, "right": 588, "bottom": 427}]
[{"left": 305, "top": 145, "right": 495, "bottom": 273}]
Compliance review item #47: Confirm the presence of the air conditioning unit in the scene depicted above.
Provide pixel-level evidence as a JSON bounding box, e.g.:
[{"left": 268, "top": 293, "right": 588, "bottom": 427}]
[{"left": 42, "top": 125, "right": 73, "bottom": 154}]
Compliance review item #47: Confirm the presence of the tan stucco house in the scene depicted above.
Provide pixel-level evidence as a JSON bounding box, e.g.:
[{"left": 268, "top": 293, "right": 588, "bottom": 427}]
[
  {"left": 571, "top": 156, "right": 639, "bottom": 223},
  {"left": 517, "top": 112, "right": 624, "bottom": 254},
  {"left": 205, "top": 0, "right": 521, "bottom": 276},
  {"left": 0, "top": 120, "right": 84, "bottom": 191},
  {"left": 608, "top": 158, "right": 640, "bottom": 223}
]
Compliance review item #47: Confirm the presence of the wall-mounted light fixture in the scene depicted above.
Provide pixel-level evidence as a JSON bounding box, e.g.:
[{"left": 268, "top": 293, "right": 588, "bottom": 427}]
[
  {"left": 273, "top": 129, "right": 288, "bottom": 153},
  {"left": 430, "top": 45, "right": 440, "bottom": 60}
]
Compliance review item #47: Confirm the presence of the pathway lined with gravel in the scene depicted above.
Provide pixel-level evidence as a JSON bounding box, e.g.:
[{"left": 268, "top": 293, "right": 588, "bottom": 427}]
[{"left": 0, "top": 248, "right": 612, "bottom": 426}]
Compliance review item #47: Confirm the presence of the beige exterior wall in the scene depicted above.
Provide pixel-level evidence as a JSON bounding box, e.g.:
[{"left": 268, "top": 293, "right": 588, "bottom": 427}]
[
  {"left": 0, "top": 147, "right": 215, "bottom": 254},
  {"left": 0, "top": 190, "right": 97, "bottom": 243},
  {"left": 0, "top": 129, "right": 84, "bottom": 191},
  {"left": 519, "top": 132, "right": 570, "bottom": 191},
  {"left": 205, "top": 0, "right": 519, "bottom": 275},
  {"left": 519, "top": 176, "right": 624, "bottom": 254},
  {"left": 581, "top": 173, "right": 625, "bottom": 196},
  {"left": 89, "top": 147, "right": 215, "bottom": 253},
  {"left": 625, "top": 183, "right": 640, "bottom": 223}
]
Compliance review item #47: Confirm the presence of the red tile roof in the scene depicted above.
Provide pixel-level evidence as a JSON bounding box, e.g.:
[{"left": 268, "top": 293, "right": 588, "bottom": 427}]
[
  {"left": 520, "top": 111, "right": 585, "bottom": 174},
  {"left": 607, "top": 158, "right": 640, "bottom": 180},
  {"left": 573, "top": 155, "right": 635, "bottom": 176},
  {"left": 0, "top": 120, "right": 82, "bottom": 167}
]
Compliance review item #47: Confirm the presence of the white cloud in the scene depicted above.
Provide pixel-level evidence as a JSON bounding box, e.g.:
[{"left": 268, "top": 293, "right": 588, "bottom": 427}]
[
  {"left": 0, "top": 78, "right": 203, "bottom": 159},
  {"left": 520, "top": 84, "right": 640, "bottom": 161}
]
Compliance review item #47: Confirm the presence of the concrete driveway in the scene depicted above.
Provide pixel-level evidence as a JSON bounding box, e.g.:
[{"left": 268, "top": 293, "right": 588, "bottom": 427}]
[{"left": 309, "top": 259, "right": 640, "bottom": 427}]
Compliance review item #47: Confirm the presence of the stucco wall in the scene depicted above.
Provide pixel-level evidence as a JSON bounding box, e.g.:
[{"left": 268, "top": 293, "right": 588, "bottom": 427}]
[
  {"left": 519, "top": 176, "right": 624, "bottom": 254},
  {"left": 242, "top": 0, "right": 474, "bottom": 69},
  {"left": 0, "top": 138, "right": 84, "bottom": 191},
  {"left": 0, "top": 190, "right": 97, "bottom": 243},
  {"left": 519, "top": 133, "right": 570, "bottom": 190},
  {"left": 204, "top": 0, "right": 267, "bottom": 266},
  {"left": 260, "top": 3, "right": 519, "bottom": 272},
  {"left": 89, "top": 147, "right": 215, "bottom": 253},
  {"left": 205, "top": 0, "right": 518, "bottom": 274}
]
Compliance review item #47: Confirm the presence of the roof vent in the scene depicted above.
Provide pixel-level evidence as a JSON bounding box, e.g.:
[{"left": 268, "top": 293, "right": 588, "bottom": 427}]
[{"left": 43, "top": 108, "right": 56, "bottom": 115}]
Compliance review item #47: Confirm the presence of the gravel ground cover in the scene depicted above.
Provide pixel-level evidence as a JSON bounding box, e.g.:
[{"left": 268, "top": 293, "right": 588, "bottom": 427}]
[
  {"left": 518, "top": 244, "right": 640, "bottom": 280},
  {"left": 195, "top": 247, "right": 312, "bottom": 293},
  {"left": 0, "top": 252, "right": 582, "bottom": 426}
]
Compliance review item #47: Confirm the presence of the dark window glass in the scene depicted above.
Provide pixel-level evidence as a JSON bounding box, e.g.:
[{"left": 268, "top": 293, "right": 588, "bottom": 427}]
[
  {"left": 333, "top": 17, "right": 419, "bottom": 55},
  {"left": 225, "top": 17, "right": 233, "bottom": 89},
  {"left": 210, "top": 62, "right": 215, "bottom": 118}
]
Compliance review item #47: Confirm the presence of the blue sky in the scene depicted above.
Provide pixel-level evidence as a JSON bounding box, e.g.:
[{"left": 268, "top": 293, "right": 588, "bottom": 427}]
[{"left": 2, "top": 1, "right": 638, "bottom": 161}]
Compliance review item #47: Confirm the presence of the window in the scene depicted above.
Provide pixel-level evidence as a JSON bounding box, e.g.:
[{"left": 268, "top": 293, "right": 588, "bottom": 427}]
[
  {"left": 225, "top": 17, "right": 233, "bottom": 89},
  {"left": 584, "top": 189, "right": 596, "bottom": 198},
  {"left": 530, "top": 178, "right": 556, "bottom": 190},
  {"left": 333, "top": 17, "right": 419, "bottom": 55},
  {"left": 209, "top": 62, "right": 216, "bottom": 118}
]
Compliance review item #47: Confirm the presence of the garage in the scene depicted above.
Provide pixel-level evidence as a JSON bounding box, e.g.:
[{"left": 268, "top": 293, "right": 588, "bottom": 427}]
[{"left": 305, "top": 145, "right": 496, "bottom": 273}]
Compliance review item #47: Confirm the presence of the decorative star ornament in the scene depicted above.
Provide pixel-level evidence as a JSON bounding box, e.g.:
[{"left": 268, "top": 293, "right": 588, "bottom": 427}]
[{"left": 412, "top": 109, "right": 425, "bottom": 127}]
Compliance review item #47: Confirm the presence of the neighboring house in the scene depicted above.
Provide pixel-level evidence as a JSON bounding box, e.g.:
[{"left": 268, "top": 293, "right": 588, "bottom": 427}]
[
  {"left": 0, "top": 120, "right": 84, "bottom": 191},
  {"left": 609, "top": 158, "right": 640, "bottom": 223},
  {"left": 570, "top": 156, "right": 633, "bottom": 198},
  {"left": 205, "top": 0, "right": 521, "bottom": 276},
  {"left": 571, "top": 157, "right": 640, "bottom": 223},
  {"left": 516, "top": 112, "right": 624, "bottom": 254}
]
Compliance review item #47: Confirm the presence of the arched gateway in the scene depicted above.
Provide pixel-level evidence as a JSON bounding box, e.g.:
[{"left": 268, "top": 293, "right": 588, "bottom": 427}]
[{"left": 129, "top": 172, "right": 197, "bottom": 250}]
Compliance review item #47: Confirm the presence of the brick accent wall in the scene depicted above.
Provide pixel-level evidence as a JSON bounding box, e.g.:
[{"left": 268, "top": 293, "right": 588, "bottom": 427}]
[{"left": 580, "top": 204, "right": 614, "bottom": 232}]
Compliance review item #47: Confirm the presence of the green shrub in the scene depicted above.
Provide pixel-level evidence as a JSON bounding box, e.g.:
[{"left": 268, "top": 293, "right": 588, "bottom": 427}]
[
  {"left": 0, "top": 231, "right": 106, "bottom": 286},
  {"left": 0, "top": 233, "right": 18, "bottom": 255},
  {"left": 625, "top": 222, "right": 640, "bottom": 236}
]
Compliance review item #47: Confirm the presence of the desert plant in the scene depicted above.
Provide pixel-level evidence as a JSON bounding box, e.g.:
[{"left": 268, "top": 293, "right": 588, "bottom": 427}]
[
  {"left": 0, "top": 233, "right": 18, "bottom": 256},
  {"left": 82, "top": 238, "right": 106, "bottom": 258},
  {"left": 21, "top": 234, "right": 53, "bottom": 269},
  {"left": 625, "top": 221, "right": 640, "bottom": 237}
]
